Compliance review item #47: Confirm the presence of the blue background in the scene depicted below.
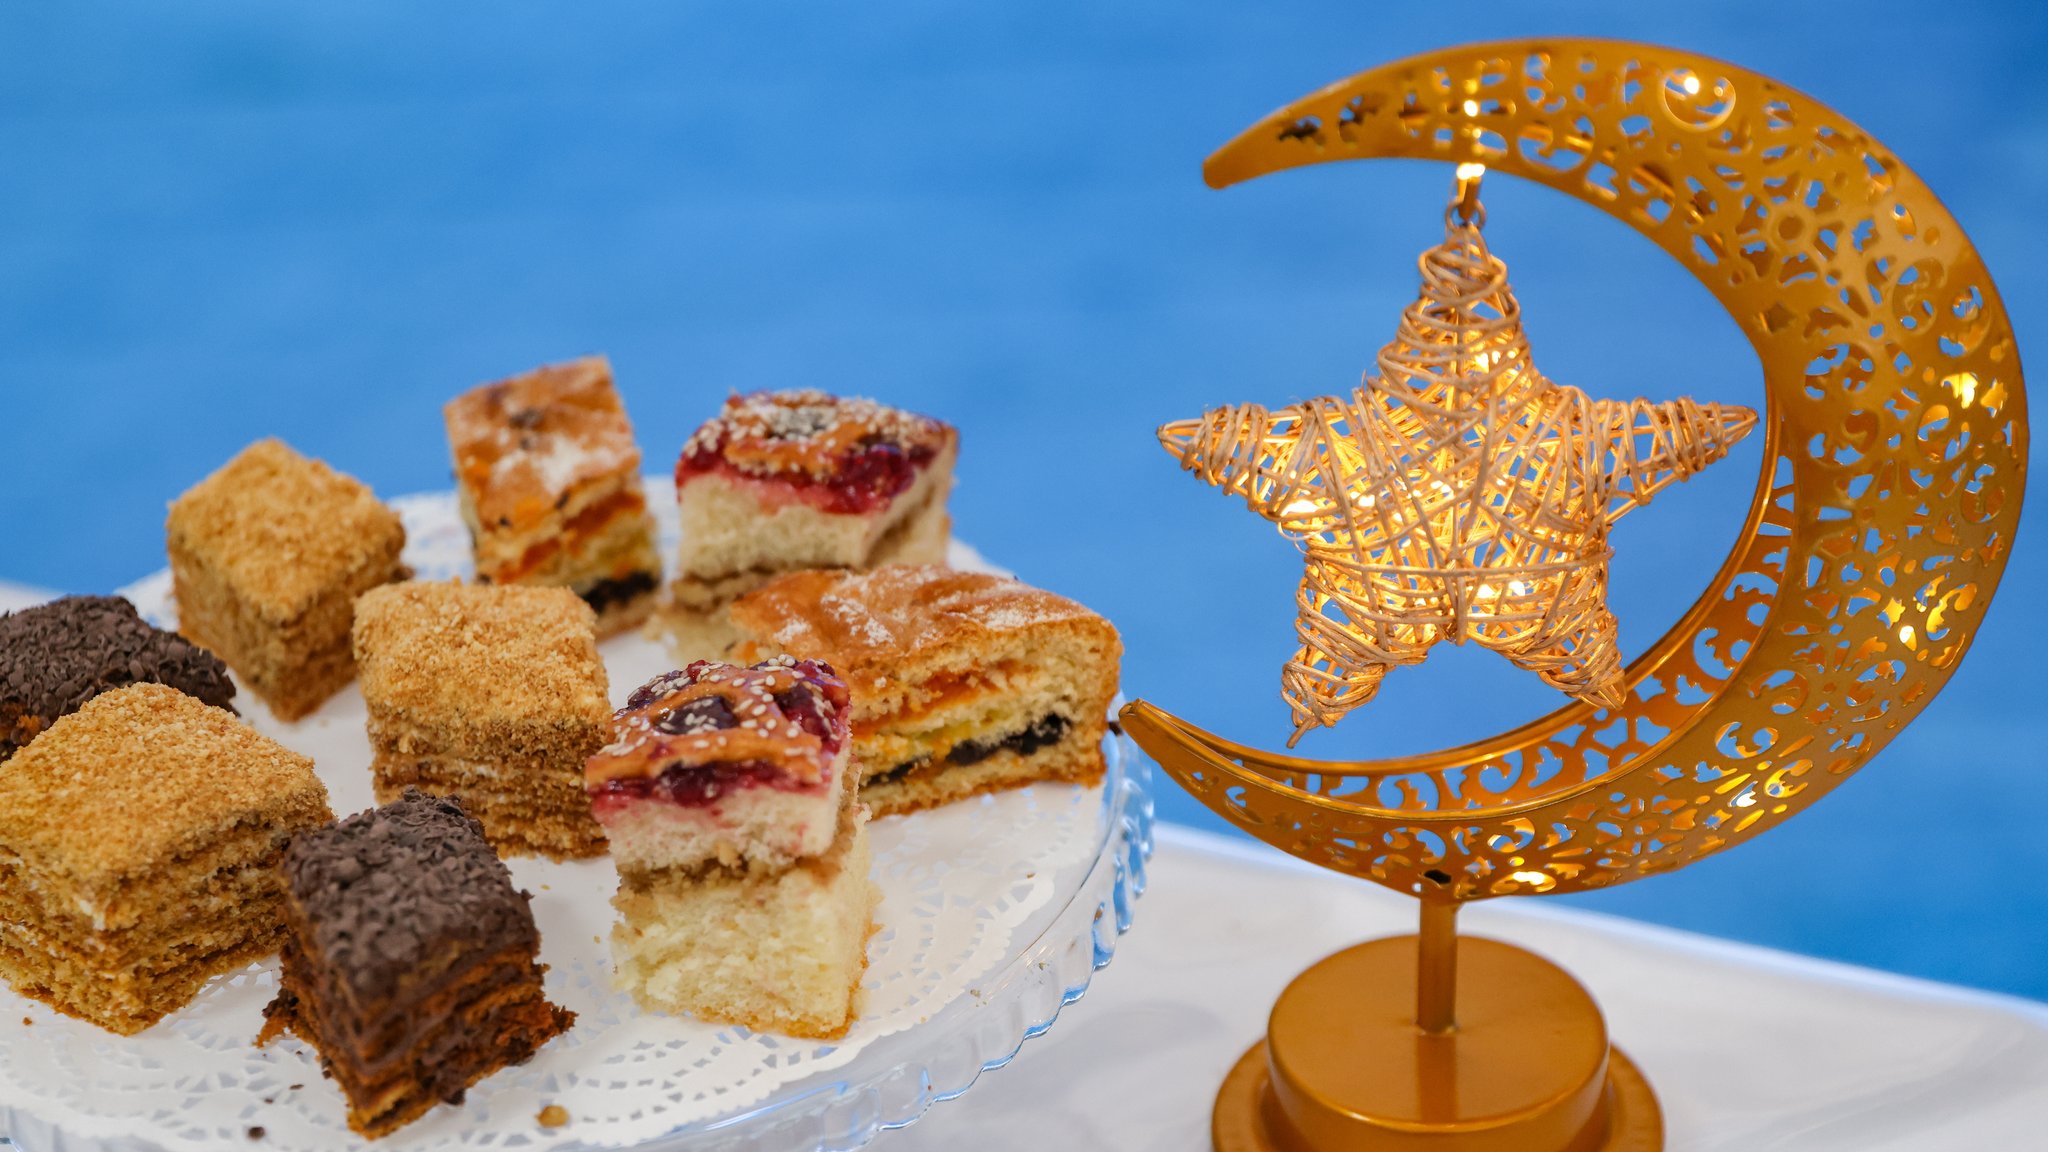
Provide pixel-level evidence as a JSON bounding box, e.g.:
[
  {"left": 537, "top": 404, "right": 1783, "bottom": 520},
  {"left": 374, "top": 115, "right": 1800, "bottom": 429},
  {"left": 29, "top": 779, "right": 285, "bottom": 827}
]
[{"left": 3, "top": 3, "right": 2042, "bottom": 997}]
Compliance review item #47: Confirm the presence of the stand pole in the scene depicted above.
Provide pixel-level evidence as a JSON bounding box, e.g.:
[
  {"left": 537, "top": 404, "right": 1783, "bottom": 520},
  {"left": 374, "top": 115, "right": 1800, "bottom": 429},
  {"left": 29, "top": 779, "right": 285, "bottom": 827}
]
[{"left": 1416, "top": 898, "right": 1459, "bottom": 1035}]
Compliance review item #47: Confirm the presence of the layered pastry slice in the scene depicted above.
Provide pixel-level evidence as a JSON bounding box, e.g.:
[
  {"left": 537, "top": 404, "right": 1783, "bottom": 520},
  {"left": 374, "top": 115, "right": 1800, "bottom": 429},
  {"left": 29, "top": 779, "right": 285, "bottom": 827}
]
[
  {"left": 0, "top": 594, "right": 236, "bottom": 762},
  {"left": 0, "top": 684, "right": 332, "bottom": 1034},
  {"left": 666, "top": 390, "right": 956, "bottom": 659},
  {"left": 446, "top": 356, "right": 664, "bottom": 636},
  {"left": 259, "top": 790, "right": 574, "bottom": 1139},
  {"left": 166, "top": 439, "right": 407, "bottom": 720},
  {"left": 353, "top": 582, "right": 611, "bottom": 859},
  {"left": 588, "top": 658, "right": 876, "bottom": 1039},
  {"left": 729, "top": 565, "right": 1122, "bottom": 816}
]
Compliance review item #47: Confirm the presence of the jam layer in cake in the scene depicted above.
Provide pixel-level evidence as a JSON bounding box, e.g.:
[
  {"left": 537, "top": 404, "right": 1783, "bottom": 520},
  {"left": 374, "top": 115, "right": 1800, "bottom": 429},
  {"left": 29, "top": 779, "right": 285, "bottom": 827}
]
[
  {"left": 729, "top": 565, "right": 1122, "bottom": 816},
  {"left": 588, "top": 658, "right": 854, "bottom": 875},
  {"left": 259, "top": 790, "right": 572, "bottom": 1139},
  {"left": 0, "top": 594, "right": 235, "bottom": 761},
  {"left": 666, "top": 392, "right": 956, "bottom": 660},
  {"left": 446, "top": 356, "right": 663, "bottom": 636}
]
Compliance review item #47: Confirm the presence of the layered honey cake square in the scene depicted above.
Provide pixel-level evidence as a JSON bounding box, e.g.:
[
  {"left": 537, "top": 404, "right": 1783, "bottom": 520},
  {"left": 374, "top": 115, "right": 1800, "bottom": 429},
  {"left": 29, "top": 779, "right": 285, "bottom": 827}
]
[
  {"left": 166, "top": 439, "right": 407, "bottom": 720},
  {"left": 353, "top": 581, "right": 611, "bottom": 860},
  {"left": 0, "top": 684, "right": 332, "bottom": 1034},
  {"left": 730, "top": 565, "right": 1121, "bottom": 816},
  {"left": 666, "top": 390, "right": 956, "bottom": 659},
  {"left": 445, "top": 356, "right": 663, "bottom": 636},
  {"left": 589, "top": 659, "right": 876, "bottom": 1039},
  {"left": 0, "top": 594, "right": 236, "bottom": 762},
  {"left": 259, "top": 790, "right": 574, "bottom": 1139}
]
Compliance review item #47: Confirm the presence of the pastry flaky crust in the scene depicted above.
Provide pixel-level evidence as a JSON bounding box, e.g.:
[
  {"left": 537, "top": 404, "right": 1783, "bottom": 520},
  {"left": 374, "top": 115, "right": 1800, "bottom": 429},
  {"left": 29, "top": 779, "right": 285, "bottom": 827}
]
[
  {"left": 352, "top": 581, "right": 611, "bottom": 859},
  {"left": 166, "top": 439, "right": 407, "bottom": 720},
  {"left": 445, "top": 356, "right": 662, "bottom": 636},
  {"left": 728, "top": 565, "right": 1122, "bottom": 816},
  {"left": 0, "top": 684, "right": 332, "bottom": 1034}
]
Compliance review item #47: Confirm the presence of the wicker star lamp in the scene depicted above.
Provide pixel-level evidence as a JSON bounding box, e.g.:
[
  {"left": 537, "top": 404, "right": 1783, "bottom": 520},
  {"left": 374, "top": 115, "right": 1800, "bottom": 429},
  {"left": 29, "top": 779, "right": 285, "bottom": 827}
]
[{"left": 1122, "top": 39, "right": 2027, "bottom": 1152}]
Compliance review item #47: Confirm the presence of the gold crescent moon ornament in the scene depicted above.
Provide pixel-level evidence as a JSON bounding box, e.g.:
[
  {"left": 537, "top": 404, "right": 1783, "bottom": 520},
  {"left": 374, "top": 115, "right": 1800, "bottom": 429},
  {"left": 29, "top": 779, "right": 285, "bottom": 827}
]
[{"left": 1122, "top": 39, "right": 2027, "bottom": 1152}]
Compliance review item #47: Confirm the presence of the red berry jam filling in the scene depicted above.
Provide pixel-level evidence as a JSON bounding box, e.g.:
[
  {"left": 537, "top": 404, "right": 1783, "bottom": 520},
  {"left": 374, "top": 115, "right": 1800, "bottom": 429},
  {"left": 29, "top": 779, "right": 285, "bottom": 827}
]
[
  {"left": 592, "top": 759, "right": 805, "bottom": 808},
  {"left": 675, "top": 391, "right": 946, "bottom": 515},
  {"left": 590, "top": 657, "right": 852, "bottom": 806}
]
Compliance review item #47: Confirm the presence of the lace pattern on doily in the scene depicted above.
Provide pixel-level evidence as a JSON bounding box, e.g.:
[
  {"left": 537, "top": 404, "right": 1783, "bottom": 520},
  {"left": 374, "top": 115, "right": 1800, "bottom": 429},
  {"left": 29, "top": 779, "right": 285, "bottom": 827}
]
[{"left": 0, "top": 490, "right": 1122, "bottom": 1152}]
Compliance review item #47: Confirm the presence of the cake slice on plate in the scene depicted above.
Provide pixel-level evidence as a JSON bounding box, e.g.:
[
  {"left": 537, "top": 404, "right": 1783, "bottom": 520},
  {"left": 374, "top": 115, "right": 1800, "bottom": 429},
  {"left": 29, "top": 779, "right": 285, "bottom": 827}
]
[
  {"left": 728, "top": 564, "right": 1121, "bottom": 816},
  {"left": 589, "top": 658, "right": 876, "bottom": 1038},
  {"left": 166, "top": 438, "right": 407, "bottom": 720},
  {"left": 0, "top": 594, "right": 236, "bottom": 762},
  {"left": 259, "top": 790, "right": 574, "bottom": 1139},
  {"left": 352, "top": 581, "right": 611, "bottom": 860},
  {"left": 666, "top": 390, "right": 956, "bottom": 659},
  {"left": 445, "top": 356, "right": 663, "bottom": 636},
  {"left": 0, "top": 684, "right": 331, "bottom": 1034}
]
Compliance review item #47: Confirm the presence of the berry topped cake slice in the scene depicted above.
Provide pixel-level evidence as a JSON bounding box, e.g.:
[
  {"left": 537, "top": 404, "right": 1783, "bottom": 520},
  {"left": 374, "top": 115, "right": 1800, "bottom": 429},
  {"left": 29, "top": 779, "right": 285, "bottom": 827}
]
[
  {"left": 729, "top": 565, "right": 1122, "bottom": 816},
  {"left": 668, "top": 390, "right": 955, "bottom": 657},
  {"left": 445, "top": 356, "right": 663, "bottom": 635},
  {"left": 586, "top": 657, "right": 855, "bottom": 875},
  {"left": 590, "top": 659, "right": 877, "bottom": 1039}
]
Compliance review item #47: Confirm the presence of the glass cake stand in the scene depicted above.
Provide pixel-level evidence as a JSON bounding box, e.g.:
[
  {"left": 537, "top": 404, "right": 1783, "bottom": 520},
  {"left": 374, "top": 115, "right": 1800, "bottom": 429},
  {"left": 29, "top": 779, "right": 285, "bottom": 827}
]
[
  {"left": 0, "top": 492, "right": 1155, "bottom": 1152},
  {"left": 617, "top": 737, "right": 1152, "bottom": 1152}
]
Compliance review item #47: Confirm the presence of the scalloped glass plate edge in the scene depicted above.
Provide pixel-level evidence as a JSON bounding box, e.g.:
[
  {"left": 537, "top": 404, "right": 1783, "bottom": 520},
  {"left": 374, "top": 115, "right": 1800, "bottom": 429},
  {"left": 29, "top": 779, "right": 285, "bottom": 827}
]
[
  {"left": 613, "top": 731, "right": 1155, "bottom": 1152},
  {"left": 0, "top": 735, "right": 1154, "bottom": 1152}
]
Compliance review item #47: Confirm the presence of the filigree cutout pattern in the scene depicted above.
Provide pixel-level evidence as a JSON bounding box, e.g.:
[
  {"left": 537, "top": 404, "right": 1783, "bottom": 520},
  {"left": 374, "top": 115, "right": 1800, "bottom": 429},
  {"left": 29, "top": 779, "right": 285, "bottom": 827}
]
[
  {"left": 1162, "top": 201, "right": 1754, "bottom": 741},
  {"left": 1129, "top": 40, "right": 2027, "bottom": 901}
]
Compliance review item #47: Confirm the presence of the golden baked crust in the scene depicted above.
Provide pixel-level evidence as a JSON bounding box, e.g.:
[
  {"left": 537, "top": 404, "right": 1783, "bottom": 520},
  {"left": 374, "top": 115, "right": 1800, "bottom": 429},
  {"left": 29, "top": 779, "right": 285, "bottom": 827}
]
[
  {"left": 0, "top": 683, "right": 330, "bottom": 896},
  {"left": 444, "top": 356, "right": 645, "bottom": 541},
  {"left": 353, "top": 581, "right": 611, "bottom": 733},
  {"left": 730, "top": 565, "right": 1115, "bottom": 679},
  {"left": 729, "top": 565, "right": 1122, "bottom": 815},
  {"left": 352, "top": 581, "right": 610, "bottom": 859},
  {"left": 165, "top": 438, "right": 405, "bottom": 626}
]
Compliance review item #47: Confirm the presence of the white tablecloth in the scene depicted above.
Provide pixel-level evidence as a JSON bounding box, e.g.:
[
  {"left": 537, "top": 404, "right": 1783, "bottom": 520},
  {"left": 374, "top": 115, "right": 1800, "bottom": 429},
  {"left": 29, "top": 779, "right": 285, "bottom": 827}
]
[
  {"left": 882, "top": 825, "right": 2048, "bottom": 1151},
  {"left": 6, "top": 579, "right": 2045, "bottom": 1150}
]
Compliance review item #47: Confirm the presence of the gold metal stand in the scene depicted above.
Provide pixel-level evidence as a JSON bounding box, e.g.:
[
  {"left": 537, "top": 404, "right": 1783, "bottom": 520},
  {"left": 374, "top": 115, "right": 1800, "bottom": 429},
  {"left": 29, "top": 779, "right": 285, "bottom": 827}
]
[
  {"left": 1130, "top": 34, "right": 2025, "bottom": 1152},
  {"left": 1214, "top": 903, "right": 1659, "bottom": 1152}
]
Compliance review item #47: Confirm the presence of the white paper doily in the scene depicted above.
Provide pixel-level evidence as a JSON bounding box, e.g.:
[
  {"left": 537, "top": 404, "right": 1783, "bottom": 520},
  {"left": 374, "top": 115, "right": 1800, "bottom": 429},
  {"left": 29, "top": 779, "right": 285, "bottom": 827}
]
[{"left": 0, "top": 489, "right": 1152, "bottom": 1152}]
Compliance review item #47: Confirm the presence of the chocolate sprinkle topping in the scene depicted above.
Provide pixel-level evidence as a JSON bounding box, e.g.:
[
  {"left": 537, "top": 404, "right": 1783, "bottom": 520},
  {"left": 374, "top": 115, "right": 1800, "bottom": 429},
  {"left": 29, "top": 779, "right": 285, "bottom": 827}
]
[
  {"left": 0, "top": 595, "right": 235, "bottom": 759},
  {"left": 280, "top": 790, "right": 540, "bottom": 1002}
]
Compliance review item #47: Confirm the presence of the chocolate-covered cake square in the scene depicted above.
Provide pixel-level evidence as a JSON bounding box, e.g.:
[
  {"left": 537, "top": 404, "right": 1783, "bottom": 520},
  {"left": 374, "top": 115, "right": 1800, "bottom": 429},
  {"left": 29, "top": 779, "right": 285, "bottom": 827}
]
[
  {"left": 259, "top": 790, "right": 574, "bottom": 1139},
  {"left": 445, "top": 356, "right": 663, "bottom": 636},
  {"left": 0, "top": 594, "right": 235, "bottom": 761},
  {"left": 166, "top": 439, "right": 407, "bottom": 720},
  {"left": 0, "top": 684, "right": 332, "bottom": 1034},
  {"left": 353, "top": 581, "right": 610, "bottom": 859}
]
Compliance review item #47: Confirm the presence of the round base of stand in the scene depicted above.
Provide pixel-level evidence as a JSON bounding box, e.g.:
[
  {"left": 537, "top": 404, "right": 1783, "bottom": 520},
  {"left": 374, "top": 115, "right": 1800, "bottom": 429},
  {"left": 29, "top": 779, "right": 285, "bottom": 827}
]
[{"left": 1212, "top": 936, "right": 1662, "bottom": 1152}]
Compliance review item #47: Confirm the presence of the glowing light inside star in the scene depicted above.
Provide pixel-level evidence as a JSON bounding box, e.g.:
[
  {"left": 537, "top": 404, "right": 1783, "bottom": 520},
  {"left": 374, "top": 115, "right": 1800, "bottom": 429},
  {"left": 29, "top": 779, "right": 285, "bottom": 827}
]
[
  {"left": 1462, "top": 99, "right": 1481, "bottom": 116},
  {"left": 1682, "top": 74, "right": 1701, "bottom": 95},
  {"left": 1455, "top": 161, "right": 1487, "bottom": 181}
]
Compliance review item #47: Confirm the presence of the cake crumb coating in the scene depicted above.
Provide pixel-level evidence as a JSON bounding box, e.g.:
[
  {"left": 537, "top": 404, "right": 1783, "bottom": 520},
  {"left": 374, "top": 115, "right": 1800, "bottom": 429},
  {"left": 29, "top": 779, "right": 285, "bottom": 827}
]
[
  {"left": 0, "top": 683, "right": 329, "bottom": 895},
  {"left": 165, "top": 438, "right": 406, "bottom": 626}
]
